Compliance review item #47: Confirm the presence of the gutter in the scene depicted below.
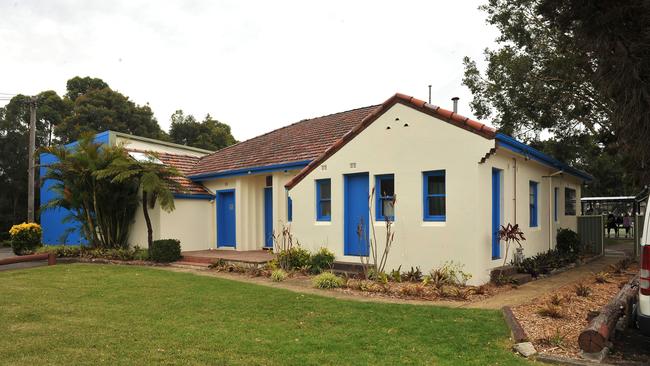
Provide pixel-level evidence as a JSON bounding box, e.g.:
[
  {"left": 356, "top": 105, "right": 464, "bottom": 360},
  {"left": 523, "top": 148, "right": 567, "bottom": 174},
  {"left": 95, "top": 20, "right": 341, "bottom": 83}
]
[{"left": 543, "top": 170, "right": 564, "bottom": 250}]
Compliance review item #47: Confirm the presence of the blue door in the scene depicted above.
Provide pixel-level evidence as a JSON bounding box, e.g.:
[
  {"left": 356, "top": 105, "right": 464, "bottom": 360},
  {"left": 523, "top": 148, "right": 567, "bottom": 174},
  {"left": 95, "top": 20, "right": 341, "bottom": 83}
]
[
  {"left": 264, "top": 187, "right": 273, "bottom": 248},
  {"left": 344, "top": 173, "right": 369, "bottom": 256},
  {"left": 217, "top": 190, "right": 236, "bottom": 247},
  {"left": 492, "top": 169, "right": 501, "bottom": 259}
]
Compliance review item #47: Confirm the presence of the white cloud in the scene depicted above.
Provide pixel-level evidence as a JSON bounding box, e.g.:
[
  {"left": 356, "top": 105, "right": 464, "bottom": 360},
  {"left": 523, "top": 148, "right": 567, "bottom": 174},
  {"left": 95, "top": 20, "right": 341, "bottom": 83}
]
[{"left": 0, "top": 0, "right": 498, "bottom": 140}]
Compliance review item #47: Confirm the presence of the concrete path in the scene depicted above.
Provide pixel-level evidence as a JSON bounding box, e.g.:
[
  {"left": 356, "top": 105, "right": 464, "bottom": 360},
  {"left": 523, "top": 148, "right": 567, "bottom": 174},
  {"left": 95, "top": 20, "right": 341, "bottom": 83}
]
[
  {"left": 464, "top": 256, "right": 620, "bottom": 309},
  {"left": 0, "top": 247, "right": 46, "bottom": 271}
]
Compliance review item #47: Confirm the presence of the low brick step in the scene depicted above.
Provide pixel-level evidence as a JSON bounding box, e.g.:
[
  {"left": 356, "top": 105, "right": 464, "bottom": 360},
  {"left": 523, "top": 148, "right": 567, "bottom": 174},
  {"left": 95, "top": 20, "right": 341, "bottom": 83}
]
[
  {"left": 490, "top": 265, "right": 518, "bottom": 278},
  {"left": 181, "top": 255, "right": 216, "bottom": 264},
  {"left": 510, "top": 273, "right": 533, "bottom": 285},
  {"left": 171, "top": 261, "right": 212, "bottom": 268},
  {"left": 332, "top": 261, "right": 365, "bottom": 276}
]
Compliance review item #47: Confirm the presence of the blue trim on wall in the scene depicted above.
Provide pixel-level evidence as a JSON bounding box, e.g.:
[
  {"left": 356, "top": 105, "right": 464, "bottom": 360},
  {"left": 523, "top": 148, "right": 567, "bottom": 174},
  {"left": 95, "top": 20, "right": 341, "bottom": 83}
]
[
  {"left": 173, "top": 193, "right": 214, "bottom": 200},
  {"left": 287, "top": 196, "right": 293, "bottom": 222},
  {"left": 492, "top": 168, "right": 502, "bottom": 260},
  {"left": 529, "top": 181, "right": 539, "bottom": 227},
  {"left": 216, "top": 189, "right": 236, "bottom": 248},
  {"left": 316, "top": 178, "right": 331, "bottom": 221},
  {"left": 189, "top": 160, "right": 312, "bottom": 181},
  {"left": 375, "top": 174, "right": 395, "bottom": 221},
  {"left": 422, "top": 170, "right": 446, "bottom": 222},
  {"left": 496, "top": 133, "right": 593, "bottom": 181},
  {"left": 554, "top": 187, "right": 559, "bottom": 222}
]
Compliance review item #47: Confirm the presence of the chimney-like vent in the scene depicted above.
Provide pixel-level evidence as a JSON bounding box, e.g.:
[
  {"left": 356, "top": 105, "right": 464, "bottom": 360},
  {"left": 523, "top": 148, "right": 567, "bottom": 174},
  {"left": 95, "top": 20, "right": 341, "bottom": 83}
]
[{"left": 451, "top": 97, "right": 459, "bottom": 113}]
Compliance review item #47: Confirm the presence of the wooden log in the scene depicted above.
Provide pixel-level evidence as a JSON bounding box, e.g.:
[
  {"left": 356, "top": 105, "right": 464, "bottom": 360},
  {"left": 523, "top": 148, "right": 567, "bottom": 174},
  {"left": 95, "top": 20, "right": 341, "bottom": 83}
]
[
  {"left": 0, "top": 253, "right": 51, "bottom": 266},
  {"left": 502, "top": 306, "right": 528, "bottom": 342},
  {"left": 578, "top": 275, "right": 639, "bottom": 353}
]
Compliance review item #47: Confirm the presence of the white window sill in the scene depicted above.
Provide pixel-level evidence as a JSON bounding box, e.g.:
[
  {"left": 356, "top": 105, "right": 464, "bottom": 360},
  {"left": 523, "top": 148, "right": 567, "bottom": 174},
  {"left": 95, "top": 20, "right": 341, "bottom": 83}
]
[
  {"left": 421, "top": 221, "right": 446, "bottom": 227},
  {"left": 314, "top": 221, "right": 331, "bottom": 226}
]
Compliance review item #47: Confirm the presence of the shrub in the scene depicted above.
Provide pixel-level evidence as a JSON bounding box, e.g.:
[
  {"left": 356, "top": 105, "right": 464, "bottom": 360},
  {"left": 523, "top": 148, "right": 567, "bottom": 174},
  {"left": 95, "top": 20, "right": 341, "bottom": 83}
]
[
  {"left": 402, "top": 266, "right": 423, "bottom": 282},
  {"left": 309, "top": 247, "right": 335, "bottom": 274},
  {"left": 517, "top": 249, "right": 578, "bottom": 277},
  {"left": 398, "top": 283, "right": 427, "bottom": 297},
  {"left": 594, "top": 271, "right": 610, "bottom": 284},
  {"left": 270, "top": 269, "right": 287, "bottom": 282},
  {"left": 549, "top": 294, "right": 563, "bottom": 306},
  {"left": 389, "top": 267, "right": 402, "bottom": 282},
  {"left": 556, "top": 228, "right": 581, "bottom": 254},
  {"left": 537, "top": 303, "right": 565, "bottom": 318},
  {"left": 276, "top": 246, "right": 311, "bottom": 270},
  {"left": 9, "top": 222, "right": 42, "bottom": 255},
  {"left": 575, "top": 283, "right": 591, "bottom": 297},
  {"left": 312, "top": 272, "right": 344, "bottom": 289},
  {"left": 429, "top": 261, "right": 472, "bottom": 288},
  {"left": 149, "top": 239, "right": 181, "bottom": 263},
  {"left": 133, "top": 247, "right": 149, "bottom": 261},
  {"left": 36, "top": 245, "right": 82, "bottom": 258},
  {"left": 1, "top": 240, "right": 11, "bottom": 248}
]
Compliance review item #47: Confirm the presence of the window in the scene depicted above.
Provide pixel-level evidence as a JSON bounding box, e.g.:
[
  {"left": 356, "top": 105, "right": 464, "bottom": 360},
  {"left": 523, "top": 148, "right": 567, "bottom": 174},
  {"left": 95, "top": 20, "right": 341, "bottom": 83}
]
[
  {"left": 375, "top": 175, "right": 395, "bottom": 220},
  {"left": 529, "top": 181, "right": 538, "bottom": 227},
  {"left": 554, "top": 187, "right": 559, "bottom": 222},
  {"left": 423, "top": 170, "right": 446, "bottom": 221},
  {"left": 565, "top": 187, "right": 576, "bottom": 216},
  {"left": 287, "top": 196, "right": 293, "bottom": 222},
  {"left": 316, "top": 179, "right": 331, "bottom": 221}
]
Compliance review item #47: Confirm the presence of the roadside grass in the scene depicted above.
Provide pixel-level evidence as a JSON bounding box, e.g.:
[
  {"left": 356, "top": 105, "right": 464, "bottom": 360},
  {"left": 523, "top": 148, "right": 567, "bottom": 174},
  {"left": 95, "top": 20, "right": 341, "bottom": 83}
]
[{"left": 0, "top": 264, "right": 530, "bottom": 365}]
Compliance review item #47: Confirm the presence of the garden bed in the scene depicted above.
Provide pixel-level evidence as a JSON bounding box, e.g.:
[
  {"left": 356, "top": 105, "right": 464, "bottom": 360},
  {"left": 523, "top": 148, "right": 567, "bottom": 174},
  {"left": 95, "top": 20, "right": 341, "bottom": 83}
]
[{"left": 510, "top": 258, "right": 638, "bottom": 359}]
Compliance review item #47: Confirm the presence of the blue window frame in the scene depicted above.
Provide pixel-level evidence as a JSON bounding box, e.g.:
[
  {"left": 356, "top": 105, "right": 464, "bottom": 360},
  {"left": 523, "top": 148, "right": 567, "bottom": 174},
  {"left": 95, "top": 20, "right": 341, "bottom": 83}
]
[
  {"left": 423, "top": 170, "right": 446, "bottom": 221},
  {"left": 554, "top": 187, "right": 559, "bottom": 222},
  {"left": 375, "top": 174, "right": 395, "bottom": 221},
  {"left": 287, "top": 196, "right": 293, "bottom": 222},
  {"left": 316, "top": 179, "right": 331, "bottom": 221},
  {"left": 529, "top": 181, "right": 538, "bottom": 227}
]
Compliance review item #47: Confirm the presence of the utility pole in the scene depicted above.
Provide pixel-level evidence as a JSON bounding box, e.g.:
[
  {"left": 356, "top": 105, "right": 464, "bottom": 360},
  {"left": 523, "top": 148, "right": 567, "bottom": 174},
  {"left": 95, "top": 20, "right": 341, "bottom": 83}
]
[{"left": 27, "top": 95, "right": 37, "bottom": 223}]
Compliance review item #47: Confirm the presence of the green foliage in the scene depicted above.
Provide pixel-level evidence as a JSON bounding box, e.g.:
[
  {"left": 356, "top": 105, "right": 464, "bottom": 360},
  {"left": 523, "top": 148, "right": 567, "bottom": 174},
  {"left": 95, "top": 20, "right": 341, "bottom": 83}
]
[
  {"left": 36, "top": 245, "right": 81, "bottom": 258},
  {"left": 169, "top": 110, "right": 236, "bottom": 151},
  {"left": 276, "top": 246, "right": 311, "bottom": 271},
  {"left": 556, "top": 228, "right": 580, "bottom": 254},
  {"left": 56, "top": 83, "right": 166, "bottom": 144},
  {"left": 402, "top": 266, "right": 423, "bottom": 282},
  {"left": 517, "top": 249, "right": 578, "bottom": 277},
  {"left": 270, "top": 269, "right": 287, "bottom": 282},
  {"left": 9, "top": 223, "right": 42, "bottom": 255},
  {"left": 463, "top": 0, "right": 647, "bottom": 194},
  {"left": 389, "top": 267, "right": 402, "bottom": 282},
  {"left": 312, "top": 272, "right": 344, "bottom": 289},
  {"left": 574, "top": 283, "right": 591, "bottom": 297},
  {"left": 96, "top": 150, "right": 183, "bottom": 249},
  {"left": 41, "top": 136, "right": 139, "bottom": 248},
  {"left": 308, "top": 247, "right": 335, "bottom": 274},
  {"left": 149, "top": 239, "right": 181, "bottom": 263},
  {"left": 429, "top": 261, "right": 472, "bottom": 288}
]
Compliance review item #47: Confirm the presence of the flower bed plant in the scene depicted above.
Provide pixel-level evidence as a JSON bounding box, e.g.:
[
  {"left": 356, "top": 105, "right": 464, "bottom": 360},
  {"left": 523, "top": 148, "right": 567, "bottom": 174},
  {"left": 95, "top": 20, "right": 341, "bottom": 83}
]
[
  {"left": 9, "top": 222, "right": 42, "bottom": 255},
  {"left": 36, "top": 245, "right": 149, "bottom": 261}
]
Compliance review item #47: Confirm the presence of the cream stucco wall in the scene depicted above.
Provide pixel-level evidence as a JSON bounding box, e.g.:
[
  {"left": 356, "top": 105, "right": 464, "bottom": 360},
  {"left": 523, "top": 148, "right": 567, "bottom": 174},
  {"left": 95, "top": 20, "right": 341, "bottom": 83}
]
[
  {"left": 201, "top": 170, "right": 299, "bottom": 251},
  {"left": 128, "top": 198, "right": 214, "bottom": 252},
  {"left": 287, "top": 103, "right": 585, "bottom": 284},
  {"left": 288, "top": 103, "right": 496, "bottom": 284}
]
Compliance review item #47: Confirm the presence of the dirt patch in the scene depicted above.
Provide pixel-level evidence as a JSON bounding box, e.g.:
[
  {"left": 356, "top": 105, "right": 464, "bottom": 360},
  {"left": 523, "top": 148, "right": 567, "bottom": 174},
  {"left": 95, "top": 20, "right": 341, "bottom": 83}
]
[{"left": 511, "top": 263, "right": 638, "bottom": 359}]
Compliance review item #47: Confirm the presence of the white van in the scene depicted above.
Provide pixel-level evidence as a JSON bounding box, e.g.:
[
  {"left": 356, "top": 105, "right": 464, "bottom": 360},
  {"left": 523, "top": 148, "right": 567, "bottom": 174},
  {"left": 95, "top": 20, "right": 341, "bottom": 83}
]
[{"left": 639, "top": 203, "right": 650, "bottom": 335}]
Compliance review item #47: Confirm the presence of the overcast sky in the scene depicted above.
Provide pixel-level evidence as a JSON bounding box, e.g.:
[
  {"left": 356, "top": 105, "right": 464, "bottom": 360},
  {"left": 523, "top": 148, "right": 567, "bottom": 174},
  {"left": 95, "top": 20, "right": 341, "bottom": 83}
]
[{"left": 0, "top": 1, "right": 498, "bottom": 141}]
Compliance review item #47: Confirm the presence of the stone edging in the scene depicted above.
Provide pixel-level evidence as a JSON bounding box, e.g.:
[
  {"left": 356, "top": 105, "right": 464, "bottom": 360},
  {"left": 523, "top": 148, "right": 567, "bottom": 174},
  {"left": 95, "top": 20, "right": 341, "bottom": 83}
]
[{"left": 502, "top": 306, "right": 528, "bottom": 342}]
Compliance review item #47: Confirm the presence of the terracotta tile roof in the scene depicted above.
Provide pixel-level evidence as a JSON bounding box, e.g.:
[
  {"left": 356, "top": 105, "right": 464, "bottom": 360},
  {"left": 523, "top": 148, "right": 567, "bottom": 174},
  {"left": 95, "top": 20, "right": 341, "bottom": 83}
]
[
  {"left": 127, "top": 149, "right": 212, "bottom": 196},
  {"left": 284, "top": 93, "right": 496, "bottom": 189},
  {"left": 189, "top": 105, "right": 382, "bottom": 177}
]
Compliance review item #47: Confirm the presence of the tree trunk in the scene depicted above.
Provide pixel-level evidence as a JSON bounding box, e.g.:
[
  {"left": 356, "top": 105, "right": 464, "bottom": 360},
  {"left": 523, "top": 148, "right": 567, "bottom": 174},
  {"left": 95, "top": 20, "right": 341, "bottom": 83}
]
[
  {"left": 142, "top": 191, "right": 153, "bottom": 250},
  {"left": 578, "top": 275, "right": 639, "bottom": 353}
]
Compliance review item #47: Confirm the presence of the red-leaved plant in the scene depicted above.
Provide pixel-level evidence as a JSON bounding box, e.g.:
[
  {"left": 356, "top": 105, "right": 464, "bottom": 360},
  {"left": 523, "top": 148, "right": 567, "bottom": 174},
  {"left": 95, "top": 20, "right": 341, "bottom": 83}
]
[{"left": 498, "top": 223, "right": 526, "bottom": 266}]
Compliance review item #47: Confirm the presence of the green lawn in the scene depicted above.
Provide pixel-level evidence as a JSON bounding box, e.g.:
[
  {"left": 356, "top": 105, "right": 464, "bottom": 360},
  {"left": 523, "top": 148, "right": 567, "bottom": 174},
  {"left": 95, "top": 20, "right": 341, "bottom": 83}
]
[{"left": 0, "top": 264, "right": 529, "bottom": 365}]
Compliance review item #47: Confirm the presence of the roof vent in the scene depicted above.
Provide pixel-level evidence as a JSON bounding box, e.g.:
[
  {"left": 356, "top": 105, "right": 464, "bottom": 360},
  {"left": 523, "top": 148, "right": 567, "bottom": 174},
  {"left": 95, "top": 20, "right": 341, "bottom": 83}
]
[{"left": 451, "top": 97, "right": 459, "bottom": 113}]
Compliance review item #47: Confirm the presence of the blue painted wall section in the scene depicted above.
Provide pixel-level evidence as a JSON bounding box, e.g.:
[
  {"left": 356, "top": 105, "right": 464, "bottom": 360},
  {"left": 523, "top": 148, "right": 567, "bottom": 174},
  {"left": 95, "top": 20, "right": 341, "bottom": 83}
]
[{"left": 40, "top": 131, "right": 110, "bottom": 245}]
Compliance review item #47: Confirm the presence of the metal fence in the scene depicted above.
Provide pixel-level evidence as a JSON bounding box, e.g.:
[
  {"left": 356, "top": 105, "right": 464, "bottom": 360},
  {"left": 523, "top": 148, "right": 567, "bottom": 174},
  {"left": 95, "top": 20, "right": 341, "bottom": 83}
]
[{"left": 577, "top": 215, "right": 604, "bottom": 255}]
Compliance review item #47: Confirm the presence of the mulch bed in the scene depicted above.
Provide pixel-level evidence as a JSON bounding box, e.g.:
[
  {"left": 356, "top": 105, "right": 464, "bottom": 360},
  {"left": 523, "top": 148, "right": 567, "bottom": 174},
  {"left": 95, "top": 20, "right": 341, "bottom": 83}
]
[{"left": 511, "top": 262, "right": 638, "bottom": 359}]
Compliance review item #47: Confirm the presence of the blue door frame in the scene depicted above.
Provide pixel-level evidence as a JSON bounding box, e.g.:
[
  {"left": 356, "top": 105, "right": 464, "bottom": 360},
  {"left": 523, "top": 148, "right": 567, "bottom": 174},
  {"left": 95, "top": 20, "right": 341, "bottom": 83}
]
[
  {"left": 492, "top": 169, "right": 501, "bottom": 259},
  {"left": 264, "top": 187, "right": 273, "bottom": 248},
  {"left": 217, "top": 189, "right": 236, "bottom": 248},
  {"left": 344, "top": 173, "right": 369, "bottom": 256}
]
